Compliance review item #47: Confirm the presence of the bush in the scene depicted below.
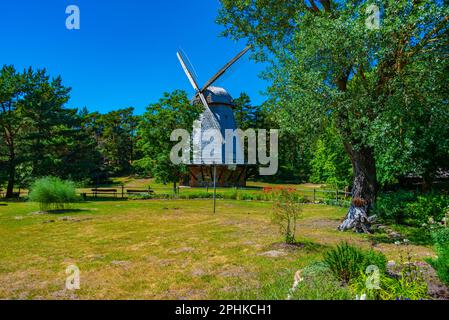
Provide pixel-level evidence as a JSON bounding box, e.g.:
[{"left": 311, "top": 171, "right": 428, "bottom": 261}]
[
  {"left": 373, "top": 191, "right": 417, "bottom": 224},
  {"left": 407, "top": 194, "right": 449, "bottom": 225},
  {"left": 29, "top": 177, "right": 79, "bottom": 211},
  {"left": 428, "top": 225, "right": 449, "bottom": 285},
  {"left": 128, "top": 193, "right": 154, "bottom": 200},
  {"left": 324, "top": 242, "right": 387, "bottom": 284},
  {"left": 271, "top": 189, "right": 302, "bottom": 244},
  {"left": 290, "top": 262, "right": 354, "bottom": 300},
  {"left": 374, "top": 191, "right": 449, "bottom": 226},
  {"left": 350, "top": 264, "right": 429, "bottom": 300}
]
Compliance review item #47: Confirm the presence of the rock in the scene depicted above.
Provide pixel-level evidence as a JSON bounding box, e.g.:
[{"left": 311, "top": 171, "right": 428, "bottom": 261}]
[
  {"left": 170, "top": 247, "right": 195, "bottom": 254},
  {"left": 31, "top": 211, "right": 47, "bottom": 215},
  {"left": 389, "top": 231, "right": 402, "bottom": 239},
  {"left": 259, "top": 250, "right": 287, "bottom": 258},
  {"left": 111, "top": 260, "right": 129, "bottom": 266},
  {"left": 387, "top": 260, "right": 396, "bottom": 268},
  {"left": 192, "top": 269, "right": 207, "bottom": 277}
]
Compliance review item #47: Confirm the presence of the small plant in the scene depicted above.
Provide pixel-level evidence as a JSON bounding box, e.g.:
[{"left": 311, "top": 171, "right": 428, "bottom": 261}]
[
  {"left": 379, "top": 265, "right": 429, "bottom": 300},
  {"left": 29, "top": 177, "right": 78, "bottom": 211},
  {"left": 426, "top": 211, "right": 449, "bottom": 285},
  {"left": 271, "top": 189, "right": 302, "bottom": 244},
  {"left": 289, "top": 262, "right": 353, "bottom": 300},
  {"left": 324, "top": 242, "right": 387, "bottom": 284},
  {"left": 350, "top": 264, "right": 429, "bottom": 300},
  {"left": 128, "top": 193, "right": 154, "bottom": 200}
]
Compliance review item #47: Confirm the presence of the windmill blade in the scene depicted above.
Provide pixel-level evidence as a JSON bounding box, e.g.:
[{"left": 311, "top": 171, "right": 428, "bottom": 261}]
[
  {"left": 176, "top": 51, "right": 222, "bottom": 135},
  {"left": 177, "top": 51, "right": 201, "bottom": 92},
  {"left": 201, "top": 46, "right": 251, "bottom": 92}
]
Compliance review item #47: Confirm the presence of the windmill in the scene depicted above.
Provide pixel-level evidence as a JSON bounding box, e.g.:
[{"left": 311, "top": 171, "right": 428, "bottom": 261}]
[
  {"left": 176, "top": 46, "right": 250, "bottom": 136},
  {"left": 176, "top": 46, "right": 252, "bottom": 207}
]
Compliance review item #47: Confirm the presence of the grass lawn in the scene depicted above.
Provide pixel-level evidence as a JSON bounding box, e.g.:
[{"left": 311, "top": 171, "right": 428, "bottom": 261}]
[{"left": 0, "top": 199, "right": 435, "bottom": 300}]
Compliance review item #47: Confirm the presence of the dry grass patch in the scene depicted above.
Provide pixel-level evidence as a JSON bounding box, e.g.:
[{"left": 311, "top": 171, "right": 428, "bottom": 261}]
[{"left": 0, "top": 199, "right": 433, "bottom": 299}]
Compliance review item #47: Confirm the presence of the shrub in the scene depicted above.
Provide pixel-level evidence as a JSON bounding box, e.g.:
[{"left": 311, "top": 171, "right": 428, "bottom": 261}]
[
  {"left": 128, "top": 193, "right": 154, "bottom": 200},
  {"left": 350, "top": 264, "right": 429, "bottom": 300},
  {"left": 290, "top": 262, "right": 354, "bottom": 300},
  {"left": 373, "top": 191, "right": 417, "bottom": 224},
  {"left": 29, "top": 177, "right": 78, "bottom": 211},
  {"left": 428, "top": 222, "right": 449, "bottom": 285},
  {"left": 374, "top": 191, "right": 449, "bottom": 226},
  {"left": 407, "top": 194, "right": 449, "bottom": 225},
  {"left": 271, "top": 189, "right": 302, "bottom": 244},
  {"left": 379, "top": 267, "right": 429, "bottom": 300},
  {"left": 324, "top": 242, "right": 387, "bottom": 284}
]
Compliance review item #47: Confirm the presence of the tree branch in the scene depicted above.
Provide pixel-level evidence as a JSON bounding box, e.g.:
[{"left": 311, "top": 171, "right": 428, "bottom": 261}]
[{"left": 319, "top": 0, "right": 331, "bottom": 12}]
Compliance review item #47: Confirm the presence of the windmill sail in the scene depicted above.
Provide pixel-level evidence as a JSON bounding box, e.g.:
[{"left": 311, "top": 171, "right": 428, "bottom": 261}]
[
  {"left": 201, "top": 46, "right": 251, "bottom": 92},
  {"left": 176, "top": 51, "right": 222, "bottom": 133}
]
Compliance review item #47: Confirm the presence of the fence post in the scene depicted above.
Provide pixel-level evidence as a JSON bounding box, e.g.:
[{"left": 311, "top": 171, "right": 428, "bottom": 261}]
[
  {"left": 121, "top": 185, "right": 124, "bottom": 199},
  {"left": 336, "top": 190, "right": 339, "bottom": 205},
  {"left": 313, "top": 189, "right": 316, "bottom": 203}
]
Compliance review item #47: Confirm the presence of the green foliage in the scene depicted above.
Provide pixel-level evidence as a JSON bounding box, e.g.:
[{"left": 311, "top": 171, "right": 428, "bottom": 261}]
[
  {"left": 374, "top": 191, "right": 418, "bottom": 223},
  {"left": 309, "top": 125, "right": 352, "bottom": 189},
  {"left": 407, "top": 195, "right": 449, "bottom": 225},
  {"left": 429, "top": 245, "right": 449, "bottom": 286},
  {"left": 0, "top": 65, "right": 72, "bottom": 197},
  {"left": 324, "top": 242, "right": 387, "bottom": 284},
  {"left": 218, "top": 0, "right": 449, "bottom": 197},
  {"left": 375, "top": 192, "right": 449, "bottom": 225},
  {"left": 290, "top": 262, "right": 354, "bottom": 300},
  {"left": 428, "top": 224, "right": 449, "bottom": 286},
  {"left": 28, "top": 177, "right": 78, "bottom": 211},
  {"left": 350, "top": 265, "right": 429, "bottom": 300},
  {"left": 271, "top": 189, "right": 302, "bottom": 244},
  {"left": 93, "top": 108, "right": 138, "bottom": 176},
  {"left": 137, "top": 90, "right": 202, "bottom": 192}
]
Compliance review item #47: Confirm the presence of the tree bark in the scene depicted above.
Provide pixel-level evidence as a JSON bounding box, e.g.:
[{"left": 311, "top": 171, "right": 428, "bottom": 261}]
[
  {"left": 339, "top": 143, "right": 378, "bottom": 233},
  {"left": 6, "top": 161, "right": 15, "bottom": 198}
]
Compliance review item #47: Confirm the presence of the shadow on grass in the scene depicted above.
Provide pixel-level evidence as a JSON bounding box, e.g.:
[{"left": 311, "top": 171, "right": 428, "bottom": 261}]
[
  {"left": 81, "top": 197, "right": 128, "bottom": 202},
  {"left": 369, "top": 225, "right": 433, "bottom": 246},
  {"left": 270, "top": 239, "right": 329, "bottom": 253},
  {"left": 46, "top": 209, "right": 91, "bottom": 215}
]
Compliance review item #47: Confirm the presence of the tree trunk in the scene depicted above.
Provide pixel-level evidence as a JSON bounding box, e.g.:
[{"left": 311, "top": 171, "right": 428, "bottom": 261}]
[
  {"left": 422, "top": 173, "right": 434, "bottom": 193},
  {"left": 6, "top": 162, "right": 15, "bottom": 198},
  {"left": 339, "top": 143, "right": 378, "bottom": 233}
]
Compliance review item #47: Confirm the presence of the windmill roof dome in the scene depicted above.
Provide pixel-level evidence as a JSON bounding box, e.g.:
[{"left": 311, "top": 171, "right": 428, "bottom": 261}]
[{"left": 195, "top": 86, "right": 234, "bottom": 106}]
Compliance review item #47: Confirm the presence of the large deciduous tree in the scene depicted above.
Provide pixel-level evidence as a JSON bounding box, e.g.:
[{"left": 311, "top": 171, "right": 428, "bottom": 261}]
[
  {"left": 136, "top": 90, "right": 202, "bottom": 193},
  {"left": 217, "top": 0, "right": 449, "bottom": 231}
]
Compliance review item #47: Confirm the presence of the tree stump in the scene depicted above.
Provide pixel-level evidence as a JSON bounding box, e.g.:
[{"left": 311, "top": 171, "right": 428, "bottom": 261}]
[{"left": 338, "top": 197, "right": 377, "bottom": 233}]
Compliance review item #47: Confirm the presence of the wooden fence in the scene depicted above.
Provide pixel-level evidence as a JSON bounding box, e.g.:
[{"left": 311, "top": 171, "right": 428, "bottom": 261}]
[{"left": 0, "top": 186, "right": 352, "bottom": 207}]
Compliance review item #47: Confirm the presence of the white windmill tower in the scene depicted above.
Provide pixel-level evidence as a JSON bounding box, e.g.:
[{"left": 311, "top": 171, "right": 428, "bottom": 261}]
[{"left": 176, "top": 46, "right": 251, "bottom": 189}]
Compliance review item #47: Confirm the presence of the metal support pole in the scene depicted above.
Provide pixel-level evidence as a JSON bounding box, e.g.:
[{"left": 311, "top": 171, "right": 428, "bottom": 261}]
[{"left": 213, "top": 165, "right": 217, "bottom": 214}]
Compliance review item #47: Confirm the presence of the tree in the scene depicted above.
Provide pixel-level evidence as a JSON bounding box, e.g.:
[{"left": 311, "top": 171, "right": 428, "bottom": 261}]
[
  {"left": 136, "top": 90, "right": 202, "bottom": 193},
  {"left": 234, "top": 92, "right": 258, "bottom": 130},
  {"left": 0, "top": 65, "right": 71, "bottom": 198},
  {"left": 218, "top": 0, "right": 449, "bottom": 231},
  {"left": 51, "top": 108, "right": 104, "bottom": 183},
  {"left": 309, "top": 124, "right": 352, "bottom": 189}
]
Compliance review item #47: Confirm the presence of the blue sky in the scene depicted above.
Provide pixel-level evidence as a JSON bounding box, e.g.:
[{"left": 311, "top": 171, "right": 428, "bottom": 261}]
[{"left": 0, "top": 0, "right": 269, "bottom": 114}]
